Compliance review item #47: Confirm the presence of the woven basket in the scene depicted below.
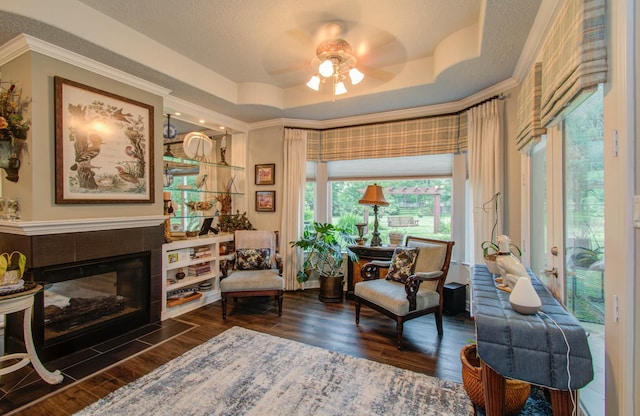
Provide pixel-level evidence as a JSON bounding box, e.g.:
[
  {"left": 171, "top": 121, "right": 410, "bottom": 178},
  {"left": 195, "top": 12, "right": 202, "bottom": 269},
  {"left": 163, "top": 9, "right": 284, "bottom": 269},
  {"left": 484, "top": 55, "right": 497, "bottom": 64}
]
[{"left": 460, "top": 344, "right": 531, "bottom": 416}]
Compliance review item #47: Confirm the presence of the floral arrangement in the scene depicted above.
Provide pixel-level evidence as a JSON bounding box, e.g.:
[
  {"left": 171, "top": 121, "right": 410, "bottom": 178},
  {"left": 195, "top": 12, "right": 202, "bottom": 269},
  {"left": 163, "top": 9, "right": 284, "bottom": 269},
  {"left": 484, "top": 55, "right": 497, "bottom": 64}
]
[{"left": 0, "top": 81, "right": 30, "bottom": 144}]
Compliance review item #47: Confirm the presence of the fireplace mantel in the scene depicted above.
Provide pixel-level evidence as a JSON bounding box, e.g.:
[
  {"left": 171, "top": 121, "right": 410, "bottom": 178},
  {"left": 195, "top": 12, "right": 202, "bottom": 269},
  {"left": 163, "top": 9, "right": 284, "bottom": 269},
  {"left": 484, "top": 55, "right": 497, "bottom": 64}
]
[{"left": 0, "top": 215, "right": 166, "bottom": 236}]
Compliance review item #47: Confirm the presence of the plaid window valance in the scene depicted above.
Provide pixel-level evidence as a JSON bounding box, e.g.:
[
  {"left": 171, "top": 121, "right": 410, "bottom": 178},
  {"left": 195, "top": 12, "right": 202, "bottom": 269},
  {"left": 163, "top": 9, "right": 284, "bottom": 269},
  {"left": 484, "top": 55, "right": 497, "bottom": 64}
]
[
  {"left": 540, "top": 0, "right": 607, "bottom": 127},
  {"left": 306, "top": 113, "right": 467, "bottom": 162},
  {"left": 516, "top": 62, "right": 545, "bottom": 153}
]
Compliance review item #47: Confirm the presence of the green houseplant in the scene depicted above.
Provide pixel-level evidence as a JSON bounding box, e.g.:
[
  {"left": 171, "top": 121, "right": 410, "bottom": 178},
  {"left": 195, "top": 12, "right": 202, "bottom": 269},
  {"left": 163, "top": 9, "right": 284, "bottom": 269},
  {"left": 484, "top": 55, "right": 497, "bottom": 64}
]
[{"left": 290, "top": 222, "right": 357, "bottom": 302}]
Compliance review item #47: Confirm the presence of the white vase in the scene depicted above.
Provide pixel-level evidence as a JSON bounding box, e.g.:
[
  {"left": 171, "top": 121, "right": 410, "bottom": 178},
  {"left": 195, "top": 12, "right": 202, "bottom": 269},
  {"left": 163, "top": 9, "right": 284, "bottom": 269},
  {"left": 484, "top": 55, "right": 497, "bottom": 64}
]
[{"left": 509, "top": 276, "right": 541, "bottom": 314}]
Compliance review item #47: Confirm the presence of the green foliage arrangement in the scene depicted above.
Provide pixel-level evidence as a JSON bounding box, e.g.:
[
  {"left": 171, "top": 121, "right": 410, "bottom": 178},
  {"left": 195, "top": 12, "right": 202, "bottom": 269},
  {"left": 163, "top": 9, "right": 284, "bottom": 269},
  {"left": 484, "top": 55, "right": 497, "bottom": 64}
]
[{"left": 290, "top": 222, "right": 357, "bottom": 283}]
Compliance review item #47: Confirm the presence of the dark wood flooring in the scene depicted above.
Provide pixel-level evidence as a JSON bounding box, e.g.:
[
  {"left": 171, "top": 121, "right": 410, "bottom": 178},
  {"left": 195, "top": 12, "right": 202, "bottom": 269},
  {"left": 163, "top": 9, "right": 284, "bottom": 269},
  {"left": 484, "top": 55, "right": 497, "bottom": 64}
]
[{"left": 5, "top": 289, "right": 475, "bottom": 415}]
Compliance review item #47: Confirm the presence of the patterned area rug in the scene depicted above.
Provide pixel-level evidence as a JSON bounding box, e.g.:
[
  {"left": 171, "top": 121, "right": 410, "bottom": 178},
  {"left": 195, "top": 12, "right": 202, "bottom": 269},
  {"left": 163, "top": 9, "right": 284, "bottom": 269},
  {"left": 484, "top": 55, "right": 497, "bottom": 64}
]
[{"left": 74, "top": 326, "right": 474, "bottom": 416}]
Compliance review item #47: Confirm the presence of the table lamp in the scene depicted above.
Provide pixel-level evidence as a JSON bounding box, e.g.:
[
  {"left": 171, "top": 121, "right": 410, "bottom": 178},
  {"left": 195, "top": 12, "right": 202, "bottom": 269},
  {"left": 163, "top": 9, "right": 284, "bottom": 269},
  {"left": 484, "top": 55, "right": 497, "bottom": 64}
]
[{"left": 358, "top": 183, "right": 389, "bottom": 246}]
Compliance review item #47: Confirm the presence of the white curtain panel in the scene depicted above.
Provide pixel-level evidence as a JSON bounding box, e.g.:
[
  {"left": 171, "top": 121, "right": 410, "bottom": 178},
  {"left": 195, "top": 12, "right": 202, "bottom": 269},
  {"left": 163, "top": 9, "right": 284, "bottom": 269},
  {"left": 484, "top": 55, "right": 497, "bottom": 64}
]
[
  {"left": 468, "top": 99, "right": 504, "bottom": 264},
  {"left": 281, "top": 128, "right": 307, "bottom": 290}
]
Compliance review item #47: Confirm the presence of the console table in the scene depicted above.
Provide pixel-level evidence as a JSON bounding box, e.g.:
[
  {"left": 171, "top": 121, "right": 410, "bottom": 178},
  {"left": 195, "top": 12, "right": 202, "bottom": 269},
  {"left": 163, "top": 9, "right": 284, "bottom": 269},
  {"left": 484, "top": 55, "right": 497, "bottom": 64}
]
[
  {"left": 0, "top": 284, "right": 63, "bottom": 384},
  {"left": 471, "top": 265, "right": 593, "bottom": 415},
  {"left": 346, "top": 245, "right": 394, "bottom": 299}
]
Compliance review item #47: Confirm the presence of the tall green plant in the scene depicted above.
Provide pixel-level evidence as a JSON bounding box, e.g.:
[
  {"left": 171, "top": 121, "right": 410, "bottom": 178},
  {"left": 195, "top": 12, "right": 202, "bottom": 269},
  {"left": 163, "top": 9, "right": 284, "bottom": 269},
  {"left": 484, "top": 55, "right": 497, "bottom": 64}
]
[{"left": 290, "top": 222, "right": 357, "bottom": 283}]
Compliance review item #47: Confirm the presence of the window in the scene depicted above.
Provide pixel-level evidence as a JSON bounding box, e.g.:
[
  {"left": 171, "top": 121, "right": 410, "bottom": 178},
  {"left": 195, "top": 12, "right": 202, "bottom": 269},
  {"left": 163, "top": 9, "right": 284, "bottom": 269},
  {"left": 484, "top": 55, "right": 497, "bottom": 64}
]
[
  {"left": 307, "top": 153, "right": 458, "bottom": 243},
  {"left": 330, "top": 178, "right": 452, "bottom": 244}
]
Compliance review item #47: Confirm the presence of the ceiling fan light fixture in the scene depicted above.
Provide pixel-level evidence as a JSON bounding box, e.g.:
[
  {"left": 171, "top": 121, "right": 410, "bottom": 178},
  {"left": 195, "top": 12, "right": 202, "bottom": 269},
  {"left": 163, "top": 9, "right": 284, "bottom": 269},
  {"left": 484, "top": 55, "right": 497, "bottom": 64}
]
[
  {"left": 306, "top": 75, "right": 321, "bottom": 91},
  {"left": 349, "top": 67, "right": 364, "bottom": 85},
  {"left": 335, "top": 81, "right": 347, "bottom": 95},
  {"left": 319, "top": 59, "right": 335, "bottom": 77},
  {"left": 307, "top": 26, "right": 363, "bottom": 99}
]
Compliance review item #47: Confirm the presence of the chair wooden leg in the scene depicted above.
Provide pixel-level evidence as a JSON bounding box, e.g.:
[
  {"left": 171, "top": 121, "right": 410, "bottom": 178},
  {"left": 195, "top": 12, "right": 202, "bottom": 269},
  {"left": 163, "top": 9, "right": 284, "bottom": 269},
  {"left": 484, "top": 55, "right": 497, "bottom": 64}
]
[
  {"left": 396, "top": 319, "right": 404, "bottom": 350},
  {"left": 435, "top": 312, "right": 443, "bottom": 337},
  {"left": 221, "top": 294, "right": 228, "bottom": 319},
  {"left": 355, "top": 302, "right": 361, "bottom": 324},
  {"left": 276, "top": 293, "right": 283, "bottom": 316}
]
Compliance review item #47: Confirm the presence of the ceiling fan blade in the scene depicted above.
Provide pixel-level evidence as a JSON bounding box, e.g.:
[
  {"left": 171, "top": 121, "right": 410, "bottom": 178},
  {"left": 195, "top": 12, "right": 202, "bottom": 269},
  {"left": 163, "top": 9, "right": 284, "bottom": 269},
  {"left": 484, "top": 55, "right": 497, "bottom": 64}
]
[{"left": 358, "top": 65, "right": 396, "bottom": 83}]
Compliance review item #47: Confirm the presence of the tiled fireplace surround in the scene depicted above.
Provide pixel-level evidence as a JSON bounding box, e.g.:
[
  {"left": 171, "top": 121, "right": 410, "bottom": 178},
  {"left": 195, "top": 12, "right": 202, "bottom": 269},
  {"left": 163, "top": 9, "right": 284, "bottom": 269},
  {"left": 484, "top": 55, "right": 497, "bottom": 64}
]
[{"left": 0, "top": 223, "right": 165, "bottom": 358}]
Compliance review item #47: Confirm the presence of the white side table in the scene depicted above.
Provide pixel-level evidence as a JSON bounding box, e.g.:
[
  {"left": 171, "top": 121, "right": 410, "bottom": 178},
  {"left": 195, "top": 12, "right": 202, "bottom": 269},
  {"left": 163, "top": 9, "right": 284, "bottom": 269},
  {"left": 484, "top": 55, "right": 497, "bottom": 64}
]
[{"left": 0, "top": 284, "right": 63, "bottom": 384}]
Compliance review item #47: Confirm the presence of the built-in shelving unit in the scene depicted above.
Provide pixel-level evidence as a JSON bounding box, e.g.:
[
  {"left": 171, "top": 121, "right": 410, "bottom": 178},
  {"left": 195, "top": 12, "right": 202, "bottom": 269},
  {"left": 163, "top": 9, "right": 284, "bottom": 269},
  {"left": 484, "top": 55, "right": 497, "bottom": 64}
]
[
  {"left": 163, "top": 155, "right": 245, "bottom": 231},
  {"left": 161, "top": 233, "right": 234, "bottom": 320}
]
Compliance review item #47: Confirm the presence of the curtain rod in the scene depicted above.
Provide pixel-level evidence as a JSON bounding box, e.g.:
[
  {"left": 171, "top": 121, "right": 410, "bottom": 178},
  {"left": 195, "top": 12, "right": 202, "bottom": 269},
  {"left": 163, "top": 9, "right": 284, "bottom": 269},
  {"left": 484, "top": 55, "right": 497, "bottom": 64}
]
[{"left": 284, "top": 94, "right": 507, "bottom": 131}]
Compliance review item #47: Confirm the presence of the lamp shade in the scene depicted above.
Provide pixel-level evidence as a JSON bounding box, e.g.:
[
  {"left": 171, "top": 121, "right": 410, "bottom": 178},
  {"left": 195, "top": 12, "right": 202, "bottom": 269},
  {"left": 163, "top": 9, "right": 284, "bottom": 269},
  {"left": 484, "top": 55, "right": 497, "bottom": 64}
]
[
  {"left": 334, "top": 81, "right": 347, "bottom": 95},
  {"left": 358, "top": 184, "right": 389, "bottom": 206},
  {"left": 306, "top": 75, "right": 321, "bottom": 91}
]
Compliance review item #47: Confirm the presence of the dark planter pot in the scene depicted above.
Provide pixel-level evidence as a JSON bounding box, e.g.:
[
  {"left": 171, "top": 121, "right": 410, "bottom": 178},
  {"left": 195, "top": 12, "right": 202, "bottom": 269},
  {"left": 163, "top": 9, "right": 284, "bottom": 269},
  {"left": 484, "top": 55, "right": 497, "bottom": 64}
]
[{"left": 319, "top": 274, "right": 344, "bottom": 303}]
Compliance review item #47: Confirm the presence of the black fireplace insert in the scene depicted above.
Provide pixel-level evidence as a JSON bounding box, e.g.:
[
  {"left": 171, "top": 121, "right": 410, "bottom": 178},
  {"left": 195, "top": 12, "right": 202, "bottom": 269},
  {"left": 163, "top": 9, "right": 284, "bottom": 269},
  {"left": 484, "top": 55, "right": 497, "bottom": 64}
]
[{"left": 6, "top": 251, "right": 151, "bottom": 362}]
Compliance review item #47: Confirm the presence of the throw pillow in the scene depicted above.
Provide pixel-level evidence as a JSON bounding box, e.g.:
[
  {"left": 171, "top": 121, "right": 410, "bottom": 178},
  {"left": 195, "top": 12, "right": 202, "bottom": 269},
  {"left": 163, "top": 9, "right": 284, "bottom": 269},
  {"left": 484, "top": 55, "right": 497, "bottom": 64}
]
[
  {"left": 386, "top": 247, "right": 418, "bottom": 283},
  {"left": 236, "top": 248, "right": 271, "bottom": 270}
]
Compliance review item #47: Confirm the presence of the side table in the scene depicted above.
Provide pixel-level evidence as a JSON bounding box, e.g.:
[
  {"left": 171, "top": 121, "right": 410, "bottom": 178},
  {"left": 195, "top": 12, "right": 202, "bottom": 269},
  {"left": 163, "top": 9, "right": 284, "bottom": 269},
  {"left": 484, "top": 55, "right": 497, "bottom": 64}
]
[{"left": 0, "top": 284, "right": 63, "bottom": 384}]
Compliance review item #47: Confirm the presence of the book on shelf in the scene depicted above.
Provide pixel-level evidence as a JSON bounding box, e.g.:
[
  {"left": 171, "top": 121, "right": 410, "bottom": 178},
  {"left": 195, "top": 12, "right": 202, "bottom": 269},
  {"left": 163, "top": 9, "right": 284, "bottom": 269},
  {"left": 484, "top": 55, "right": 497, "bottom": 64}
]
[
  {"left": 191, "top": 246, "right": 212, "bottom": 257},
  {"left": 187, "top": 262, "right": 211, "bottom": 276}
]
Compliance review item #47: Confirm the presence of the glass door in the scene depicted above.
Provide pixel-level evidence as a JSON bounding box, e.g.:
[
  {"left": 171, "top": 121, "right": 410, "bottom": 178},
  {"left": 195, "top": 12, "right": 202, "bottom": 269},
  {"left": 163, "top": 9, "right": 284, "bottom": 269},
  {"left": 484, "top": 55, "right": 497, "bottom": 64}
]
[
  {"left": 530, "top": 85, "right": 605, "bottom": 415},
  {"left": 562, "top": 87, "right": 605, "bottom": 415}
]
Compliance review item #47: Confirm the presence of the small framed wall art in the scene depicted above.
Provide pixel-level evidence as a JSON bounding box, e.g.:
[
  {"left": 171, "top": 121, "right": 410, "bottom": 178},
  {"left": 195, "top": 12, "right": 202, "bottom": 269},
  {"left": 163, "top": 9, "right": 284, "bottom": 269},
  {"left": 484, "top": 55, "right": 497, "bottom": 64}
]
[
  {"left": 255, "top": 191, "right": 276, "bottom": 212},
  {"left": 255, "top": 163, "right": 275, "bottom": 185}
]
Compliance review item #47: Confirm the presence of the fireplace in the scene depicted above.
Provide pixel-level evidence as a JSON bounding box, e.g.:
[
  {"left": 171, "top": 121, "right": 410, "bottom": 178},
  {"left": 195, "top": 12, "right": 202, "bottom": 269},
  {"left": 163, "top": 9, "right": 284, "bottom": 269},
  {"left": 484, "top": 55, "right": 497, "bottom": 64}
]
[
  {"left": 7, "top": 252, "right": 151, "bottom": 361},
  {"left": 0, "top": 222, "right": 164, "bottom": 362}
]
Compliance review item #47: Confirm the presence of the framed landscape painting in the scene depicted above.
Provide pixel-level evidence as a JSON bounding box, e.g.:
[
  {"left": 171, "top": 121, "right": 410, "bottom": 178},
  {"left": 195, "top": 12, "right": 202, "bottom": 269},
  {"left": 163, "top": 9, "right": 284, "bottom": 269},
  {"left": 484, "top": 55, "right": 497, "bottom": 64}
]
[
  {"left": 255, "top": 163, "right": 275, "bottom": 185},
  {"left": 255, "top": 191, "right": 276, "bottom": 212},
  {"left": 54, "top": 76, "right": 154, "bottom": 203}
]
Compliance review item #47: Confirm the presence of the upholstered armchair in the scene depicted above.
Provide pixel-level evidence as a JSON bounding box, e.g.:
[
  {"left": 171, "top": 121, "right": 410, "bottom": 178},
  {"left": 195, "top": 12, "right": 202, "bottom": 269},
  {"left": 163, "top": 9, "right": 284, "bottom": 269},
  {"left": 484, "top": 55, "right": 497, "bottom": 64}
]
[
  {"left": 220, "top": 230, "right": 284, "bottom": 319},
  {"left": 354, "top": 236, "right": 455, "bottom": 349}
]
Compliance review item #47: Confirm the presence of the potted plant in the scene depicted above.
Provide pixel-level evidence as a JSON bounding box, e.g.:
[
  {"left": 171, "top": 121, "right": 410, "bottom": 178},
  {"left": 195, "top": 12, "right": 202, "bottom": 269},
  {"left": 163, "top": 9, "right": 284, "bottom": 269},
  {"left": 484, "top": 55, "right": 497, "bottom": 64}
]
[
  {"left": 460, "top": 342, "right": 530, "bottom": 415},
  {"left": 480, "top": 192, "right": 521, "bottom": 274},
  {"left": 290, "top": 222, "right": 357, "bottom": 303}
]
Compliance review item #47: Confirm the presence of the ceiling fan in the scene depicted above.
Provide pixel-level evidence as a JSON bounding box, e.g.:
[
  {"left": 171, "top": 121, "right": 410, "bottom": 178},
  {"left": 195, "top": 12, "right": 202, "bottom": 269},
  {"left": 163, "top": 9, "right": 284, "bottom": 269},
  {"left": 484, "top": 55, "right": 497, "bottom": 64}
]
[{"left": 264, "top": 21, "right": 400, "bottom": 91}]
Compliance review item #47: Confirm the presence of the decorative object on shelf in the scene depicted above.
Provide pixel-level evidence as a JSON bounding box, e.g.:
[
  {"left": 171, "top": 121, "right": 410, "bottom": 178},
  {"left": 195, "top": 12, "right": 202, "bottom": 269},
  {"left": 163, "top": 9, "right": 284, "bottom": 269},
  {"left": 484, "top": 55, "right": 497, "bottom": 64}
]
[
  {"left": 213, "top": 174, "right": 236, "bottom": 215},
  {"left": 494, "top": 235, "right": 527, "bottom": 292},
  {"left": 6, "top": 198, "right": 20, "bottom": 221},
  {"left": 355, "top": 222, "right": 367, "bottom": 245},
  {"left": 255, "top": 163, "right": 275, "bottom": 185},
  {"left": 183, "top": 131, "right": 213, "bottom": 161},
  {"left": 185, "top": 200, "right": 214, "bottom": 211},
  {"left": 175, "top": 268, "right": 185, "bottom": 280},
  {"left": 215, "top": 193, "right": 232, "bottom": 215},
  {"left": 460, "top": 343, "right": 530, "bottom": 415},
  {"left": 54, "top": 76, "right": 154, "bottom": 203},
  {"left": 195, "top": 172, "right": 208, "bottom": 189},
  {"left": 219, "top": 131, "right": 228, "bottom": 165},
  {"left": 162, "top": 164, "right": 174, "bottom": 187},
  {"left": 163, "top": 113, "right": 177, "bottom": 141},
  {"left": 0, "top": 81, "right": 30, "bottom": 182},
  {"left": 358, "top": 183, "right": 389, "bottom": 247},
  {"left": 289, "top": 222, "right": 357, "bottom": 301},
  {"left": 306, "top": 23, "right": 364, "bottom": 102},
  {"left": 218, "top": 211, "right": 254, "bottom": 233},
  {"left": 509, "top": 275, "right": 541, "bottom": 314},
  {"left": 163, "top": 191, "right": 174, "bottom": 215},
  {"left": 480, "top": 192, "right": 521, "bottom": 273},
  {"left": 255, "top": 190, "right": 276, "bottom": 212},
  {"left": 163, "top": 114, "right": 177, "bottom": 157}
]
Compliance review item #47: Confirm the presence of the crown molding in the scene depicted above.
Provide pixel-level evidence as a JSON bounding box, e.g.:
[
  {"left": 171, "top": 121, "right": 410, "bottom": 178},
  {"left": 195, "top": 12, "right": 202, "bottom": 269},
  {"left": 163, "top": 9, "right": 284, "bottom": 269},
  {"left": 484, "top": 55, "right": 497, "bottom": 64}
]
[
  {"left": 0, "top": 34, "right": 172, "bottom": 97},
  {"left": 163, "top": 95, "right": 249, "bottom": 134},
  {"left": 0, "top": 215, "right": 166, "bottom": 236},
  {"left": 250, "top": 77, "right": 519, "bottom": 131}
]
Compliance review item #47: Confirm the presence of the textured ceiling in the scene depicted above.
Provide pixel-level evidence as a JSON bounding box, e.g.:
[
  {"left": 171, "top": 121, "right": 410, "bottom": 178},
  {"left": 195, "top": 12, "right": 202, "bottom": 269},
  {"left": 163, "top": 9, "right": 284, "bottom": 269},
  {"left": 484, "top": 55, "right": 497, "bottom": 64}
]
[{"left": 0, "top": 0, "right": 543, "bottom": 129}]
